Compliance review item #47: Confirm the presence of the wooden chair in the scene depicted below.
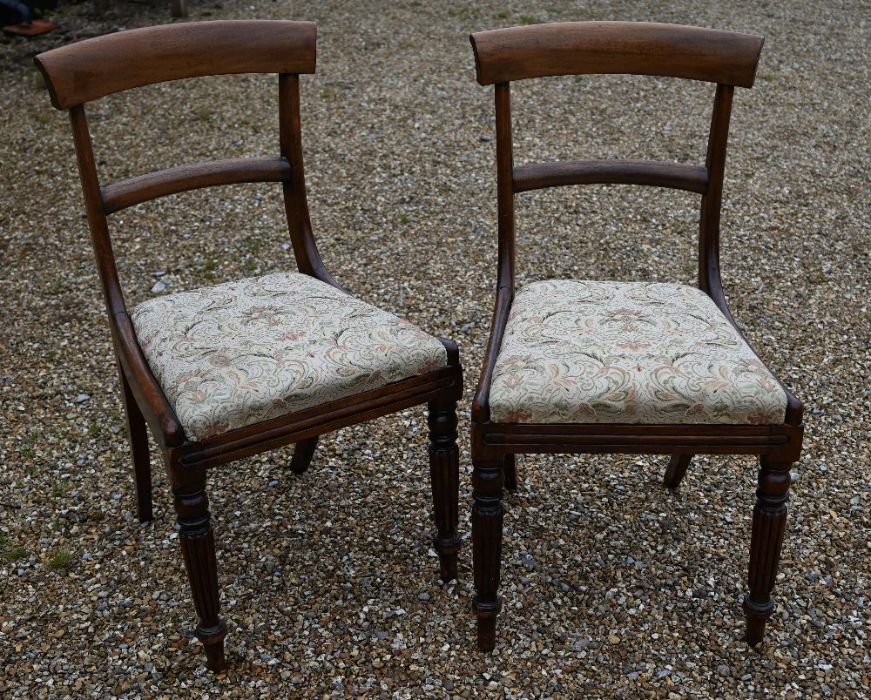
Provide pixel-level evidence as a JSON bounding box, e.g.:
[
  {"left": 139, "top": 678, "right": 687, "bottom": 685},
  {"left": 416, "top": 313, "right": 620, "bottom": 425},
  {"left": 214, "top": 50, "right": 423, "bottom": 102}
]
[
  {"left": 35, "top": 20, "right": 463, "bottom": 671},
  {"left": 468, "top": 22, "right": 803, "bottom": 650}
]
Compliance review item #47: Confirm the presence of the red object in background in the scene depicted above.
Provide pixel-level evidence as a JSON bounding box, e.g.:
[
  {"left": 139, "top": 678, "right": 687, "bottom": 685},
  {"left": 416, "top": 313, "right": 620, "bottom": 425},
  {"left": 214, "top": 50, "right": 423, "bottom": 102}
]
[{"left": 3, "top": 18, "right": 58, "bottom": 36}]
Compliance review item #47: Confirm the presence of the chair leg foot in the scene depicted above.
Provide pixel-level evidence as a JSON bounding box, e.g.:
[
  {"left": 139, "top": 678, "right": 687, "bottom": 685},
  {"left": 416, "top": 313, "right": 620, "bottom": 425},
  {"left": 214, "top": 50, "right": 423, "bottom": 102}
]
[
  {"left": 663, "top": 454, "right": 692, "bottom": 490},
  {"left": 744, "top": 454, "right": 792, "bottom": 646},
  {"left": 199, "top": 623, "right": 228, "bottom": 672},
  {"left": 743, "top": 596, "right": 774, "bottom": 646},
  {"left": 475, "top": 609, "right": 499, "bottom": 652},
  {"left": 290, "top": 436, "right": 318, "bottom": 474},
  {"left": 174, "top": 478, "right": 227, "bottom": 671},
  {"left": 503, "top": 454, "right": 518, "bottom": 491},
  {"left": 472, "top": 457, "right": 504, "bottom": 651},
  {"left": 428, "top": 400, "right": 461, "bottom": 582},
  {"left": 120, "top": 369, "right": 152, "bottom": 522}
]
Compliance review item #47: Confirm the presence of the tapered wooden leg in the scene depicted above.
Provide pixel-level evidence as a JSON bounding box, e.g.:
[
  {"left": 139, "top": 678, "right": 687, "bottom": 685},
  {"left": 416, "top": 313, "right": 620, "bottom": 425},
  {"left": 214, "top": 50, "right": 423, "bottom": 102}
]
[
  {"left": 663, "top": 454, "right": 692, "bottom": 490},
  {"left": 503, "top": 454, "right": 518, "bottom": 491},
  {"left": 174, "top": 479, "right": 227, "bottom": 671},
  {"left": 428, "top": 400, "right": 461, "bottom": 582},
  {"left": 290, "top": 436, "right": 318, "bottom": 475},
  {"left": 472, "top": 458, "right": 504, "bottom": 651},
  {"left": 744, "top": 455, "right": 792, "bottom": 645},
  {"left": 119, "top": 370, "right": 152, "bottom": 522}
]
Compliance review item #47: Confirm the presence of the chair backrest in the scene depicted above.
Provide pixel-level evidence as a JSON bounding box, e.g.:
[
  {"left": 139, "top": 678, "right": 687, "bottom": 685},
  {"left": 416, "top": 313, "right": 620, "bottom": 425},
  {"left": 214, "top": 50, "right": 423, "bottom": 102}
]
[
  {"left": 35, "top": 20, "right": 329, "bottom": 321},
  {"left": 469, "top": 21, "right": 764, "bottom": 309}
]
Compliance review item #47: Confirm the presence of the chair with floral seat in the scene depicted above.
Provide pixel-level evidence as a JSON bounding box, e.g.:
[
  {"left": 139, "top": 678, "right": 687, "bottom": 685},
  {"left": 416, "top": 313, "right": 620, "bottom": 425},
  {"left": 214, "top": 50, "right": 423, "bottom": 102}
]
[
  {"left": 468, "top": 21, "right": 803, "bottom": 650},
  {"left": 35, "top": 20, "right": 463, "bottom": 671}
]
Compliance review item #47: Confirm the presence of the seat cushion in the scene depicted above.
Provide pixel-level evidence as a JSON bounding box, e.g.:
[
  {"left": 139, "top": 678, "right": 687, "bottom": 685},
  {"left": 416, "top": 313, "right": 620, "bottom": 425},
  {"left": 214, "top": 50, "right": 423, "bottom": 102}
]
[
  {"left": 489, "top": 280, "right": 787, "bottom": 425},
  {"left": 131, "top": 272, "right": 447, "bottom": 441}
]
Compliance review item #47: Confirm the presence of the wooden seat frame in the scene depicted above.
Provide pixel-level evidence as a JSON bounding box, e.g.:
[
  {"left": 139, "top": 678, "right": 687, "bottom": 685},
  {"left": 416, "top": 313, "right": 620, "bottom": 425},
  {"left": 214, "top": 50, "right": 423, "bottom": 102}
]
[
  {"left": 468, "top": 22, "right": 803, "bottom": 650},
  {"left": 35, "top": 20, "right": 463, "bottom": 671}
]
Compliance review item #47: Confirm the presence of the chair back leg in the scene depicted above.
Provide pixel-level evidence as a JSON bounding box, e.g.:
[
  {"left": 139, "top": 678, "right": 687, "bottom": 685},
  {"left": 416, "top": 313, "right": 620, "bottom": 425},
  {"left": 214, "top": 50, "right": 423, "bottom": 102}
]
[
  {"left": 502, "top": 454, "right": 518, "bottom": 491},
  {"left": 120, "top": 370, "right": 153, "bottom": 522},
  {"left": 663, "top": 454, "right": 693, "bottom": 490},
  {"left": 290, "top": 436, "right": 319, "bottom": 474}
]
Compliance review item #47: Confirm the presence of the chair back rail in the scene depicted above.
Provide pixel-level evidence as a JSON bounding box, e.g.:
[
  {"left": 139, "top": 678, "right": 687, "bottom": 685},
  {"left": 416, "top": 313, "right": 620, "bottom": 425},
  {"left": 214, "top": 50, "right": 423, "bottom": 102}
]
[
  {"left": 101, "top": 157, "right": 293, "bottom": 214},
  {"left": 513, "top": 160, "right": 709, "bottom": 194},
  {"left": 34, "top": 20, "right": 316, "bottom": 109},
  {"left": 470, "top": 21, "right": 763, "bottom": 87}
]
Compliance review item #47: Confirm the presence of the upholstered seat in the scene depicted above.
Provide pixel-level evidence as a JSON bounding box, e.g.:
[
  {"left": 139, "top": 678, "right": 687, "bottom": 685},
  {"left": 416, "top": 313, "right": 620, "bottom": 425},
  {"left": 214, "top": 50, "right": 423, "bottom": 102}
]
[
  {"left": 489, "top": 280, "right": 787, "bottom": 425},
  {"left": 131, "top": 271, "right": 448, "bottom": 441}
]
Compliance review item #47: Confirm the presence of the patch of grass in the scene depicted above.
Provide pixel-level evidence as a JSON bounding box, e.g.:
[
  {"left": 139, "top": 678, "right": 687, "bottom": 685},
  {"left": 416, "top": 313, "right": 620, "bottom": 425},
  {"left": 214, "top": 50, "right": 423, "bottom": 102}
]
[
  {"left": 203, "top": 259, "right": 218, "bottom": 279},
  {"left": 48, "top": 549, "right": 74, "bottom": 570},
  {"left": 245, "top": 258, "right": 257, "bottom": 272},
  {"left": 33, "top": 70, "right": 46, "bottom": 90},
  {"left": 193, "top": 106, "right": 213, "bottom": 121},
  {"left": 518, "top": 15, "right": 539, "bottom": 25},
  {"left": 7, "top": 546, "right": 28, "bottom": 562},
  {"left": 399, "top": 213, "right": 410, "bottom": 224},
  {"left": 0, "top": 535, "right": 28, "bottom": 563},
  {"left": 494, "top": 10, "right": 509, "bottom": 19},
  {"left": 35, "top": 112, "right": 51, "bottom": 125},
  {"left": 87, "top": 422, "right": 100, "bottom": 438}
]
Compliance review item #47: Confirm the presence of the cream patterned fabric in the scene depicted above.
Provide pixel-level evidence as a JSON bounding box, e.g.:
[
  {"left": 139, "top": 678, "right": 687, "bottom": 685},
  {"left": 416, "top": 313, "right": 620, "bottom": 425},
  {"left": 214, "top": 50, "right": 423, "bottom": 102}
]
[
  {"left": 131, "top": 272, "right": 447, "bottom": 441},
  {"left": 489, "top": 280, "right": 787, "bottom": 425}
]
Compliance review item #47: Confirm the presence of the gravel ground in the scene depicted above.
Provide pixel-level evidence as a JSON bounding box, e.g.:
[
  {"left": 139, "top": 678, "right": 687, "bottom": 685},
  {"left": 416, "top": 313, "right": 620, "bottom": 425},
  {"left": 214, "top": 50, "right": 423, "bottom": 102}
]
[{"left": 1, "top": 0, "right": 868, "bottom": 697}]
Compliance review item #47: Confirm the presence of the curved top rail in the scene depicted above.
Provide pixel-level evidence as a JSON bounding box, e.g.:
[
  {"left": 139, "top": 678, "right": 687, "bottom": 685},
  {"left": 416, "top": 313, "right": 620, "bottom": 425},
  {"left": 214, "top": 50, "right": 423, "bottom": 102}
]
[
  {"left": 35, "top": 20, "right": 317, "bottom": 109},
  {"left": 470, "top": 21, "right": 763, "bottom": 88}
]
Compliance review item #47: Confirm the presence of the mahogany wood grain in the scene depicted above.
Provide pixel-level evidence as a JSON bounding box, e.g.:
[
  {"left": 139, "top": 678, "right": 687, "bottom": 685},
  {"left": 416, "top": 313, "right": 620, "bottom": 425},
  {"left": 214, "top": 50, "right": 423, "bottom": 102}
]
[
  {"left": 102, "top": 157, "right": 292, "bottom": 214},
  {"left": 513, "top": 160, "right": 708, "bottom": 194},
  {"left": 35, "top": 21, "right": 316, "bottom": 109},
  {"left": 468, "top": 21, "right": 802, "bottom": 654},
  {"left": 471, "top": 22, "right": 763, "bottom": 88}
]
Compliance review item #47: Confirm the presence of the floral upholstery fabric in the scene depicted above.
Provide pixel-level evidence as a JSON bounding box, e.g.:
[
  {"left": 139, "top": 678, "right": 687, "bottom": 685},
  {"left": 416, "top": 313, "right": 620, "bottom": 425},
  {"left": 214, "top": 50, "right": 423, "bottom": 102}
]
[
  {"left": 489, "top": 280, "right": 787, "bottom": 425},
  {"left": 131, "top": 272, "right": 447, "bottom": 442}
]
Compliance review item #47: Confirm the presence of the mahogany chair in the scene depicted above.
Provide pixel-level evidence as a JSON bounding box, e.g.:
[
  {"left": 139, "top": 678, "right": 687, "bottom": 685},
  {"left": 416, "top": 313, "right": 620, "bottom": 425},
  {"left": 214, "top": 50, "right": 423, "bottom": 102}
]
[
  {"left": 468, "top": 22, "right": 803, "bottom": 650},
  {"left": 35, "top": 20, "right": 463, "bottom": 671}
]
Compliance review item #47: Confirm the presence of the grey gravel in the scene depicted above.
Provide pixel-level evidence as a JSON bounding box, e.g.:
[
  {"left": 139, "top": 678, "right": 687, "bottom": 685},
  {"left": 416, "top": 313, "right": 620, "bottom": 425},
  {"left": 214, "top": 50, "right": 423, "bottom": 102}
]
[{"left": 1, "top": 0, "right": 869, "bottom": 697}]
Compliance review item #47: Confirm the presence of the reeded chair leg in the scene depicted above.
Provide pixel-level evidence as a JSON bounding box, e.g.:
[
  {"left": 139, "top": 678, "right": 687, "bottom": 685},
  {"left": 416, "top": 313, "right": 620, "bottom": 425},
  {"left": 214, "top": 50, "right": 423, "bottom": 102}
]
[
  {"left": 472, "top": 458, "right": 504, "bottom": 651},
  {"left": 120, "top": 370, "right": 152, "bottom": 522},
  {"left": 290, "top": 436, "right": 319, "bottom": 474},
  {"left": 503, "top": 454, "right": 518, "bottom": 491},
  {"left": 428, "top": 399, "right": 461, "bottom": 582},
  {"left": 744, "top": 454, "right": 792, "bottom": 645},
  {"left": 174, "top": 477, "right": 227, "bottom": 671},
  {"left": 663, "top": 454, "right": 692, "bottom": 490}
]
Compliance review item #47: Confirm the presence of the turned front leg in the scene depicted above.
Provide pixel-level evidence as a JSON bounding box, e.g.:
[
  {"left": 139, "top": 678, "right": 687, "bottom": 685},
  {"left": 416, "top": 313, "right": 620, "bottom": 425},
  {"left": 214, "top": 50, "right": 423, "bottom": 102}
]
[
  {"left": 744, "top": 455, "right": 792, "bottom": 645},
  {"left": 472, "top": 458, "right": 504, "bottom": 651},
  {"left": 174, "top": 481, "right": 227, "bottom": 671},
  {"left": 428, "top": 399, "right": 461, "bottom": 582}
]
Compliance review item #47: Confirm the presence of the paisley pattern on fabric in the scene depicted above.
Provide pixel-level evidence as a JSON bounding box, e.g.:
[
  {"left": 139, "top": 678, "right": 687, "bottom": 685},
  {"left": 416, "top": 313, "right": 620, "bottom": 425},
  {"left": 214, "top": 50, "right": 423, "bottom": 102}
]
[
  {"left": 131, "top": 272, "right": 447, "bottom": 441},
  {"left": 489, "top": 280, "right": 787, "bottom": 425}
]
